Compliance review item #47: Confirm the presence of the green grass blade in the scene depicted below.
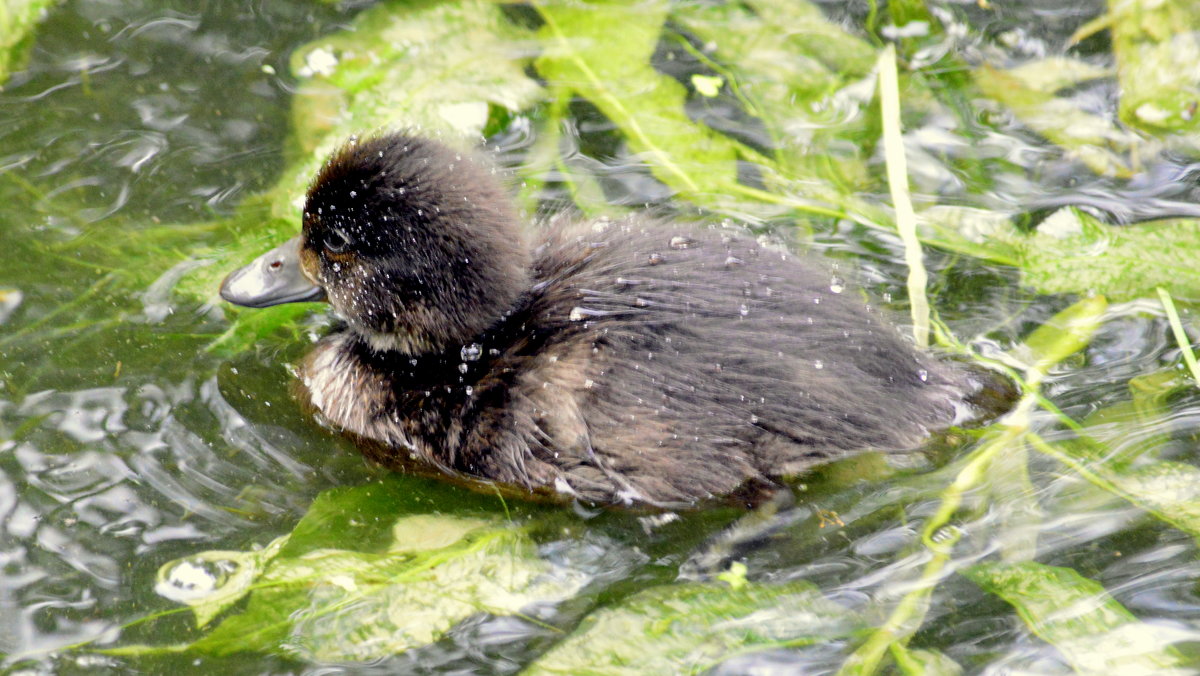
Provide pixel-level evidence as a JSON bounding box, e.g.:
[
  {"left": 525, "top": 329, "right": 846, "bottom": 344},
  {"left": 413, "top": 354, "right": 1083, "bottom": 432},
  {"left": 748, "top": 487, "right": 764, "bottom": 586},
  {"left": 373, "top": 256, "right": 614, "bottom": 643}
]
[
  {"left": 964, "top": 561, "right": 1191, "bottom": 674},
  {"left": 1029, "top": 433, "right": 1200, "bottom": 539},
  {"left": 1157, "top": 287, "right": 1200, "bottom": 384},
  {"left": 524, "top": 580, "right": 863, "bottom": 675},
  {"left": 877, "top": 43, "right": 929, "bottom": 347}
]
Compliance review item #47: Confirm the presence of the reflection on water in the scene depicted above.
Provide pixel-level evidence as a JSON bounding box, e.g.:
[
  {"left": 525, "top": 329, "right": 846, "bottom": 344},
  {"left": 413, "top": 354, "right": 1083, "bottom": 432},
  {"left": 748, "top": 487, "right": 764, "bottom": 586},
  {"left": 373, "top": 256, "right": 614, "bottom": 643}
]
[
  {"left": 0, "top": 373, "right": 327, "bottom": 656},
  {"left": 2, "top": 0, "right": 1200, "bottom": 673}
]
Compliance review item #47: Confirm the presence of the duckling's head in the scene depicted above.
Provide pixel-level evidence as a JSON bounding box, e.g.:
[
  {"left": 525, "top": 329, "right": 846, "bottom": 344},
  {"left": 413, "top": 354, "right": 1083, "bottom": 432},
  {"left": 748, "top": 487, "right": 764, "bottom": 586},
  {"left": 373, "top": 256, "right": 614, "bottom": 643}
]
[{"left": 221, "top": 133, "right": 531, "bottom": 354}]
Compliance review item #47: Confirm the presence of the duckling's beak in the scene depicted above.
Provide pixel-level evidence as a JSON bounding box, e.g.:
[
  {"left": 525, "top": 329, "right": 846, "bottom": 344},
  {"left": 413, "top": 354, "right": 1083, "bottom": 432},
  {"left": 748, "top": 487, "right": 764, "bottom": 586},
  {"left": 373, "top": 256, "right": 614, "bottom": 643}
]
[{"left": 219, "top": 236, "right": 326, "bottom": 308}]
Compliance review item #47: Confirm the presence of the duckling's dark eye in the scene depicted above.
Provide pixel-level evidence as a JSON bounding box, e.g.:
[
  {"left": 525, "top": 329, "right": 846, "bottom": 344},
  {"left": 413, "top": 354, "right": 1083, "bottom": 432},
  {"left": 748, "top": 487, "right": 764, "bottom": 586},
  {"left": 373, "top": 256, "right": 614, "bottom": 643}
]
[{"left": 325, "top": 228, "right": 353, "bottom": 253}]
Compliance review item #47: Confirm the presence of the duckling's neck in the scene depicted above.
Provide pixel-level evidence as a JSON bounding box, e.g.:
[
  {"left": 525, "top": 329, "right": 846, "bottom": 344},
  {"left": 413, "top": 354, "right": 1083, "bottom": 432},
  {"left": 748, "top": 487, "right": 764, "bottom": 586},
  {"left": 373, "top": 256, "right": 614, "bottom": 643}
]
[
  {"left": 334, "top": 297, "right": 541, "bottom": 395},
  {"left": 347, "top": 290, "right": 532, "bottom": 361}
]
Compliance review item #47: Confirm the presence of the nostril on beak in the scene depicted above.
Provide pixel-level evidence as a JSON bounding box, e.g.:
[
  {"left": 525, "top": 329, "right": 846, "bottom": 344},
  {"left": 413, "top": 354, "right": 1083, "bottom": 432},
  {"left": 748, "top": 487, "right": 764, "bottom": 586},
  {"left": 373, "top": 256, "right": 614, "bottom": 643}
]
[{"left": 218, "top": 236, "right": 325, "bottom": 307}]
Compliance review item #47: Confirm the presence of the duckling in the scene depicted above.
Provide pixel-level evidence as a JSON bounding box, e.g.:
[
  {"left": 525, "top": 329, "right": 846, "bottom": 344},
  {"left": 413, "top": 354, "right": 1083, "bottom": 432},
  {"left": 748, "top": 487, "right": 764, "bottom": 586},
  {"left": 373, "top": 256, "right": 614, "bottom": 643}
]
[{"left": 221, "top": 132, "right": 981, "bottom": 509}]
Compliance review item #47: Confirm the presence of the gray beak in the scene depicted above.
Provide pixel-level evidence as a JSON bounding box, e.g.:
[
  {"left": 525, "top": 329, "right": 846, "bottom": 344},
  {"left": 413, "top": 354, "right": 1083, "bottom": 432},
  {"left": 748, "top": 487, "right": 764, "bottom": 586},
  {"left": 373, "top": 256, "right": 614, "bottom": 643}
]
[{"left": 219, "top": 236, "right": 325, "bottom": 308}]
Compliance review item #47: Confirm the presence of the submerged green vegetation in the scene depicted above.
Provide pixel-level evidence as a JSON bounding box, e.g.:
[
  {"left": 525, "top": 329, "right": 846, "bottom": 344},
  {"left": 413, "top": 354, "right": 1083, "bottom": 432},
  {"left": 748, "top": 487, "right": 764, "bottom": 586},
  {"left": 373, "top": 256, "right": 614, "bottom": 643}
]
[{"left": 5, "top": 0, "right": 1200, "bottom": 673}]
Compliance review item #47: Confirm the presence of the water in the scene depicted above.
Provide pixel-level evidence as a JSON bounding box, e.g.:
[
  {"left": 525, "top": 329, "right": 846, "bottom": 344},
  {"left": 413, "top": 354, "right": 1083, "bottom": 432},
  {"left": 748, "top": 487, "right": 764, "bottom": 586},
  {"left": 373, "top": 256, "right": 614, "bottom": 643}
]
[{"left": 3, "top": 1, "right": 1200, "bottom": 673}]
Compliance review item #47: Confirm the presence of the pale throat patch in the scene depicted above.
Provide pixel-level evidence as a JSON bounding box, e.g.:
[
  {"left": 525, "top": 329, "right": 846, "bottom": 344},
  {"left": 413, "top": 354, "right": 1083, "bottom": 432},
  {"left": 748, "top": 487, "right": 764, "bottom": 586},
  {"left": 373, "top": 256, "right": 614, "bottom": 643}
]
[
  {"left": 301, "top": 334, "right": 420, "bottom": 455},
  {"left": 357, "top": 326, "right": 433, "bottom": 355}
]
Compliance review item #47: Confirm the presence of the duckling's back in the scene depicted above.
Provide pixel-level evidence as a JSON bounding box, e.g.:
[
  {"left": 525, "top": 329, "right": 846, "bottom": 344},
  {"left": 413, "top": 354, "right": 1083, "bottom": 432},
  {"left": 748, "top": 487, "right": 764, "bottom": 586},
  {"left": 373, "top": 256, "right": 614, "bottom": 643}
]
[{"left": 479, "top": 217, "right": 973, "bottom": 507}]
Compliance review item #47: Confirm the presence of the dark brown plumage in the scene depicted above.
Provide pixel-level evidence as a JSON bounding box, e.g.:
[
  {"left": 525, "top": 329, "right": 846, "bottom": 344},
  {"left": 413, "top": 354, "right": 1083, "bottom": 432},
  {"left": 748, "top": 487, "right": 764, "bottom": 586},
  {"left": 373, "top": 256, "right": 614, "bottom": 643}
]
[{"left": 222, "top": 132, "right": 989, "bottom": 509}]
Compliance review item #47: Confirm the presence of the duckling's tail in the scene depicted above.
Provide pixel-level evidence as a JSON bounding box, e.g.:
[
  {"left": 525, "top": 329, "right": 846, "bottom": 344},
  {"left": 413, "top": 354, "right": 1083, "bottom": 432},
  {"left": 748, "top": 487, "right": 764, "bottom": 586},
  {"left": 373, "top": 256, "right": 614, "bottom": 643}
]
[{"left": 955, "top": 361, "right": 1020, "bottom": 428}]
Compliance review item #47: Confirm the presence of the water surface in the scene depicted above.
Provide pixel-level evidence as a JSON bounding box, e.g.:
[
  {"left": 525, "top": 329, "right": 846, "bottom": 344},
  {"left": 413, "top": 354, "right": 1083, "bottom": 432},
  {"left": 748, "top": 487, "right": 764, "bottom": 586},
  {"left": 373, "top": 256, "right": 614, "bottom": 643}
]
[{"left": 3, "top": 1, "right": 1200, "bottom": 674}]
